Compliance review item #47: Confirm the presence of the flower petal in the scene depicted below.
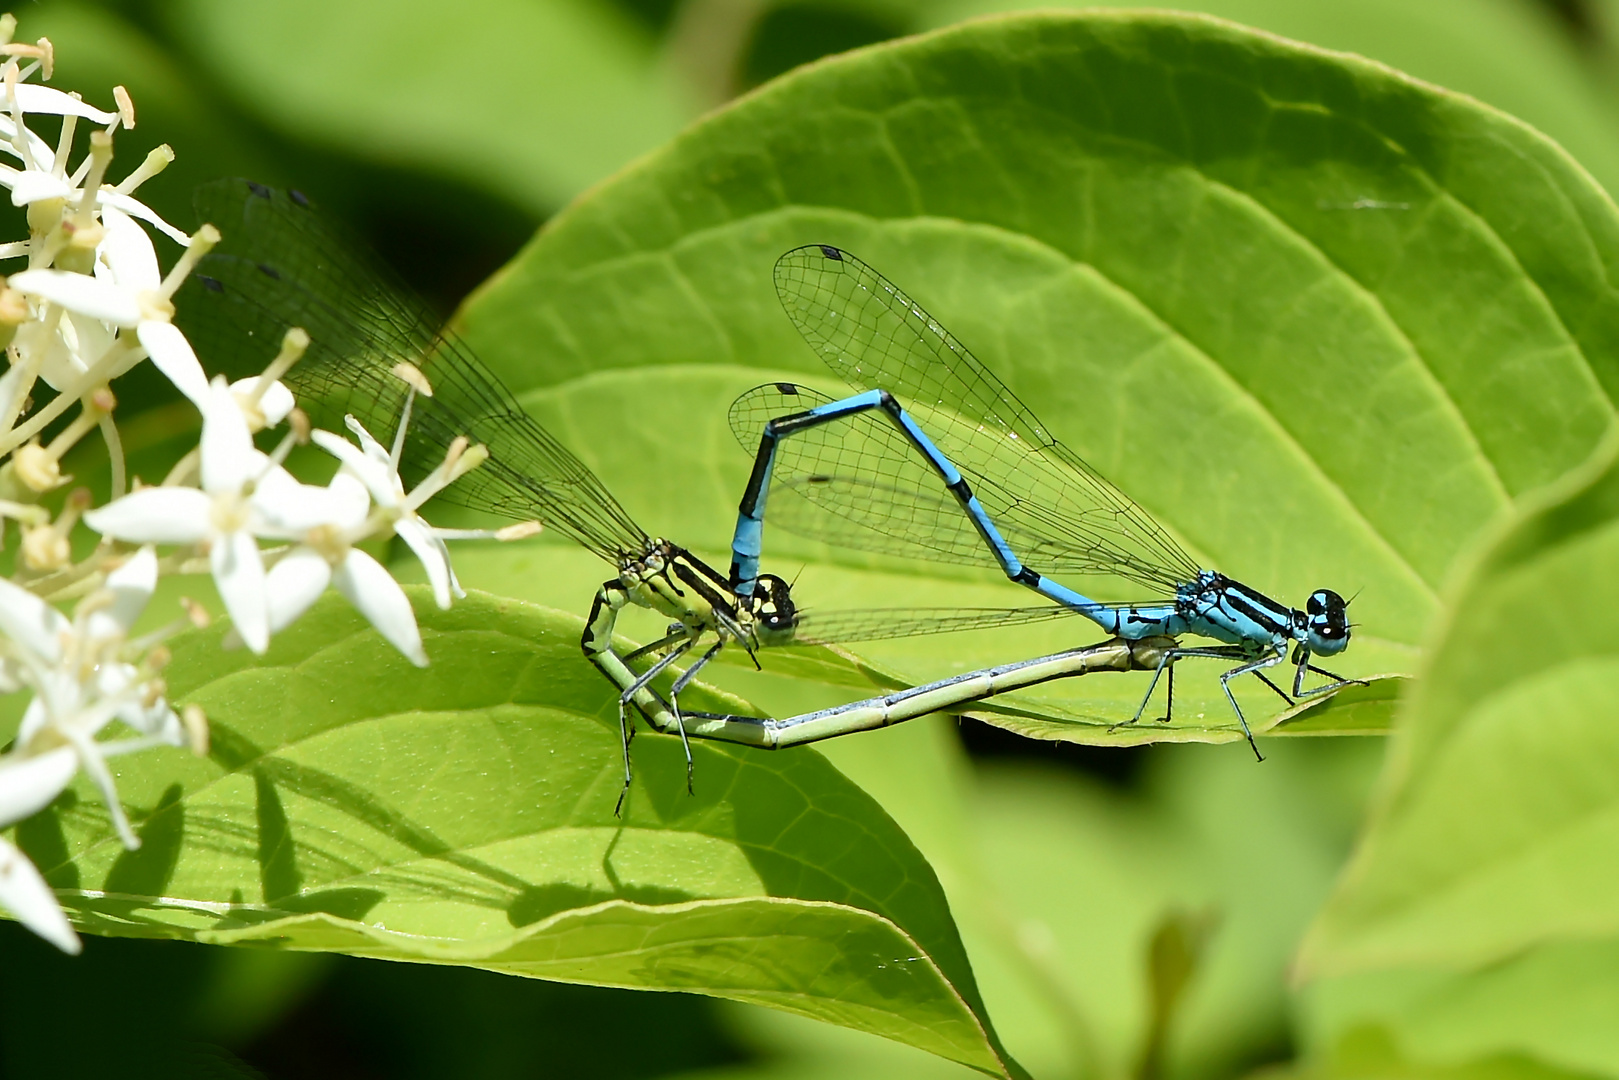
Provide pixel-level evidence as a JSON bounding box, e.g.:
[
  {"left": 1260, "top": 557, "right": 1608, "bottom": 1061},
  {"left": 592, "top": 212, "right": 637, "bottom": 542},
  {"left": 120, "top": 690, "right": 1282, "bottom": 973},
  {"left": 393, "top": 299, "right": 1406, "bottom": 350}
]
[
  {"left": 229, "top": 376, "right": 296, "bottom": 427},
  {"left": 212, "top": 530, "right": 269, "bottom": 653},
  {"left": 97, "top": 192, "right": 188, "bottom": 245},
  {"left": 0, "top": 576, "right": 69, "bottom": 662},
  {"left": 12, "top": 315, "right": 87, "bottom": 392},
  {"left": 137, "top": 321, "right": 210, "bottom": 406},
  {"left": 14, "top": 697, "right": 46, "bottom": 748},
  {"left": 8, "top": 269, "right": 140, "bottom": 326},
  {"left": 114, "top": 699, "right": 184, "bottom": 744},
  {"left": 7, "top": 84, "right": 117, "bottom": 124},
  {"left": 0, "top": 745, "right": 78, "bottom": 827},
  {"left": 266, "top": 546, "right": 332, "bottom": 633},
  {"left": 98, "top": 204, "right": 161, "bottom": 291},
  {"left": 310, "top": 429, "right": 399, "bottom": 507},
  {"left": 0, "top": 835, "right": 79, "bottom": 954},
  {"left": 396, "top": 517, "right": 456, "bottom": 610},
  {"left": 344, "top": 414, "right": 392, "bottom": 465},
  {"left": 66, "top": 311, "right": 115, "bottom": 373},
  {"left": 84, "top": 487, "right": 211, "bottom": 544},
  {"left": 328, "top": 470, "right": 372, "bottom": 514},
  {"left": 199, "top": 376, "right": 256, "bottom": 492},
  {"left": 332, "top": 550, "right": 427, "bottom": 667},
  {"left": 0, "top": 118, "right": 57, "bottom": 172},
  {"left": 4, "top": 169, "right": 71, "bottom": 207},
  {"left": 87, "top": 546, "right": 158, "bottom": 639},
  {"left": 252, "top": 474, "right": 367, "bottom": 536}
]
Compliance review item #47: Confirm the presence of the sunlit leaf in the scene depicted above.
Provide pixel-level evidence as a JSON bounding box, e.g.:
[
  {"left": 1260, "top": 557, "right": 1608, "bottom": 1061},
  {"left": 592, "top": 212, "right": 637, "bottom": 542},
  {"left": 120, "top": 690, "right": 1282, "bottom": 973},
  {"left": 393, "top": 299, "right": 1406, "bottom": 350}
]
[
  {"left": 1298, "top": 434, "right": 1619, "bottom": 980},
  {"left": 454, "top": 10, "right": 1619, "bottom": 743},
  {"left": 15, "top": 592, "right": 1018, "bottom": 1077}
]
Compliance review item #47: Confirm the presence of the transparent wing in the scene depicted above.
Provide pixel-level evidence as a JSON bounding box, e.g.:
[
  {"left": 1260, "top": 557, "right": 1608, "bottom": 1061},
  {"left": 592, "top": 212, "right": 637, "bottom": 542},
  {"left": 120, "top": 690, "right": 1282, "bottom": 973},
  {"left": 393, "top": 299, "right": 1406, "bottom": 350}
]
[
  {"left": 731, "top": 383, "right": 1145, "bottom": 574},
  {"left": 771, "top": 245, "right": 1201, "bottom": 592},
  {"left": 178, "top": 179, "right": 648, "bottom": 562},
  {"left": 733, "top": 382, "right": 991, "bottom": 566},
  {"left": 787, "top": 604, "right": 1083, "bottom": 646}
]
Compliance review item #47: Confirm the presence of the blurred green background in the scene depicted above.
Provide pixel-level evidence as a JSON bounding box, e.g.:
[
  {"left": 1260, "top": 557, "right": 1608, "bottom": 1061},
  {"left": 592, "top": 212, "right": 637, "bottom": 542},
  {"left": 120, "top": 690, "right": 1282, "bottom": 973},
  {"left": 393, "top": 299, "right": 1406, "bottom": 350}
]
[{"left": 11, "top": 1, "right": 1619, "bottom": 1077}]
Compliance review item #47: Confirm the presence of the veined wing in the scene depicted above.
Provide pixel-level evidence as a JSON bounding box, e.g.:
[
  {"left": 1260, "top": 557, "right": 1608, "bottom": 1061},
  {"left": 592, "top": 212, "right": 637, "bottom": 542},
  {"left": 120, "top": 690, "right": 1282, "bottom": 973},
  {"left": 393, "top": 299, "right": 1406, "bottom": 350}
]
[
  {"left": 787, "top": 604, "right": 1085, "bottom": 646},
  {"left": 773, "top": 245, "right": 1200, "bottom": 591},
  {"left": 178, "top": 179, "right": 648, "bottom": 562},
  {"left": 730, "top": 382, "right": 1174, "bottom": 580}
]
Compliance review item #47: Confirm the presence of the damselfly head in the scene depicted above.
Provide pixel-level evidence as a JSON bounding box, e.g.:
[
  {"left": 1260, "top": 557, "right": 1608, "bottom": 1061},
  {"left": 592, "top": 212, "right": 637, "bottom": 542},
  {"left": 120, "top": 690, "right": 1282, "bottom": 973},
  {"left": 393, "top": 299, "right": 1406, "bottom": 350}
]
[
  {"left": 1303, "top": 588, "right": 1350, "bottom": 656},
  {"left": 750, "top": 573, "right": 799, "bottom": 642}
]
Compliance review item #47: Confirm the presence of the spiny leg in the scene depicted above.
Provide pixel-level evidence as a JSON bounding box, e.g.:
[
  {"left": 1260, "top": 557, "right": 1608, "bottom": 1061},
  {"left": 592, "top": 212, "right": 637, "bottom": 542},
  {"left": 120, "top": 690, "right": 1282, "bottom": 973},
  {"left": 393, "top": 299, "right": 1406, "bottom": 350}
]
[
  {"left": 1252, "top": 670, "right": 1295, "bottom": 707},
  {"left": 609, "top": 641, "right": 697, "bottom": 808},
  {"left": 612, "top": 690, "right": 634, "bottom": 816},
  {"left": 1114, "top": 646, "right": 1176, "bottom": 732},
  {"left": 1292, "top": 650, "right": 1370, "bottom": 698},
  {"left": 1117, "top": 644, "right": 1257, "bottom": 732},
  {"left": 623, "top": 626, "right": 689, "bottom": 666},
  {"left": 620, "top": 637, "right": 695, "bottom": 702},
  {"left": 583, "top": 581, "right": 687, "bottom": 814},
  {"left": 665, "top": 639, "right": 726, "bottom": 793},
  {"left": 1218, "top": 646, "right": 1288, "bottom": 762}
]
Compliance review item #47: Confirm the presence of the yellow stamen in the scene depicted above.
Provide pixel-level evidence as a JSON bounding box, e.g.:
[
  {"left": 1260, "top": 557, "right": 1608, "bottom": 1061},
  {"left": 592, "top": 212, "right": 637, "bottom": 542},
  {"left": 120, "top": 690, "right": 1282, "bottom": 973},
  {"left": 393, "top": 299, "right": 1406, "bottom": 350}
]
[
  {"left": 392, "top": 362, "right": 433, "bottom": 397},
  {"left": 73, "top": 131, "right": 113, "bottom": 227},
  {"left": 114, "top": 144, "right": 171, "bottom": 195},
  {"left": 112, "top": 85, "right": 134, "bottom": 130},
  {"left": 496, "top": 521, "right": 543, "bottom": 541},
  {"left": 179, "top": 597, "right": 211, "bottom": 629},
  {"left": 156, "top": 223, "right": 218, "bottom": 300}
]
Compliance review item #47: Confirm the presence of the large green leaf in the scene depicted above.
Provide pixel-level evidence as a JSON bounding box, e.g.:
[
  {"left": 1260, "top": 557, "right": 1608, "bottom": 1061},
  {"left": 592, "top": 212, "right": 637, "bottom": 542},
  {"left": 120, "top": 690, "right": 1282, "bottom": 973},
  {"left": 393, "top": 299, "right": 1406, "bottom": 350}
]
[
  {"left": 13, "top": 591, "right": 1017, "bottom": 1077},
  {"left": 1297, "top": 432, "right": 1619, "bottom": 979},
  {"left": 926, "top": 0, "right": 1619, "bottom": 201},
  {"left": 1297, "top": 429, "right": 1619, "bottom": 967},
  {"left": 1301, "top": 944, "right": 1619, "bottom": 1079},
  {"left": 450, "top": 10, "right": 1619, "bottom": 744},
  {"left": 167, "top": 0, "right": 698, "bottom": 213},
  {"left": 1294, "top": 432, "right": 1619, "bottom": 1072}
]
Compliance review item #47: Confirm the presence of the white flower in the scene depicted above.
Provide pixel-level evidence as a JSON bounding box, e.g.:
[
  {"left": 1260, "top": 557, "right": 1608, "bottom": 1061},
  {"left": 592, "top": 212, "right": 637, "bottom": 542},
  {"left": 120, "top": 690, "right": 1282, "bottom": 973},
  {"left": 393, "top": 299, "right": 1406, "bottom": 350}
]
[
  {"left": 0, "top": 548, "right": 183, "bottom": 843},
  {"left": 84, "top": 377, "right": 351, "bottom": 652},
  {"left": 0, "top": 547, "right": 183, "bottom": 954},
  {"left": 8, "top": 207, "right": 211, "bottom": 405},
  {"left": 265, "top": 470, "right": 429, "bottom": 667},
  {"left": 292, "top": 376, "right": 538, "bottom": 666},
  {"left": 0, "top": 64, "right": 186, "bottom": 244},
  {"left": 228, "top": 375, "right": 296, "bottom": 430},
  {"left": 312, "top": 415, "right": 471, "bottom": 611},
  {"left": 0, "top": 835, "right": 78, "bottom": 954}
]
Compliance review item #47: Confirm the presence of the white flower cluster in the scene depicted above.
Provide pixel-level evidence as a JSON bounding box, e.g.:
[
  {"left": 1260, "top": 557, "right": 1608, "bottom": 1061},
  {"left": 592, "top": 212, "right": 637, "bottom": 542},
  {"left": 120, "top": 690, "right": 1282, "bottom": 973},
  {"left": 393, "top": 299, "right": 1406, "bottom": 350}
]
[{"left": 0, "top": 17, "right": 528, "bottom": 954}]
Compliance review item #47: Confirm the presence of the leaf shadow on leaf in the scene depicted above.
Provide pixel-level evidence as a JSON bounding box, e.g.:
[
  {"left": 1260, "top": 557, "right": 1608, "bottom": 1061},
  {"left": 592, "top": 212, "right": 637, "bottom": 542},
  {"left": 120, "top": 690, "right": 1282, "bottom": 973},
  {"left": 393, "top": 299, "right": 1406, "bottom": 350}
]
[
  {"left": 25, "top": 592, "right": 1019, "bottom": 1074},
  {"left": 211, "top": 720, "right": 541, "bottom": 921},
  {"left": 254, "top": 766, "right": 299, "bottom": 901},
  {"left": 16, "top": 793, "right": 79, "bottom": 892},
  {"left": 103, "top": 783, "right": 185, "bottom": 899}
]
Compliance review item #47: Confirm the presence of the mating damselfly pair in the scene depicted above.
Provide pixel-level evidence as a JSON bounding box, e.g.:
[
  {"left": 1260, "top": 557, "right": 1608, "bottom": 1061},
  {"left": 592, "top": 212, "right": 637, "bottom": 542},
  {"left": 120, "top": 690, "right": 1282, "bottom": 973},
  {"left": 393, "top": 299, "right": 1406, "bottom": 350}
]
[{"left": 179, "top": 181, "right": 1361, "bottom": 802}]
